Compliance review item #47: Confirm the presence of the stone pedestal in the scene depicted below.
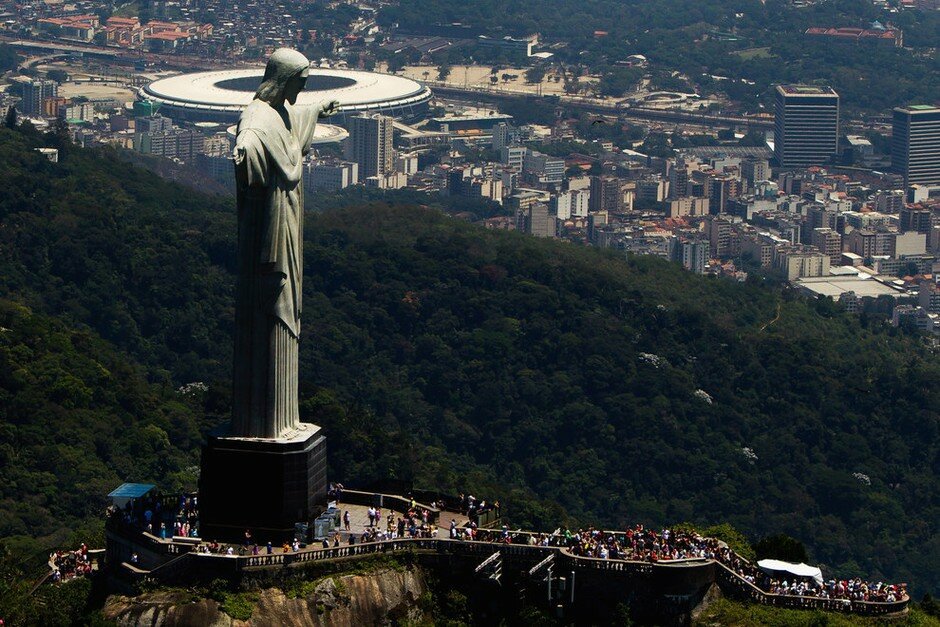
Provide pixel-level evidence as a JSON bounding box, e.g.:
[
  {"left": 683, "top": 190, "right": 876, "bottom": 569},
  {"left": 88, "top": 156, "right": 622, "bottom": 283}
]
[{"left": 199, "top": 423, "right": 327, "bottom": 544}]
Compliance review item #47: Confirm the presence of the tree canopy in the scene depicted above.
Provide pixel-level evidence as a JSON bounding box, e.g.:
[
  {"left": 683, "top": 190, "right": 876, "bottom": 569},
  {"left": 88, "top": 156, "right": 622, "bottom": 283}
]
[{"left": 0, "top": 129, "right": 938, "bottom": 598}]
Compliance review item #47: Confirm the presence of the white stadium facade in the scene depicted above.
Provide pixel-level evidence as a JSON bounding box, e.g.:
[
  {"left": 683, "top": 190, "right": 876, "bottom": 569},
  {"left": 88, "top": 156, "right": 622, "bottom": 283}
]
[{"left": 139, "top": 68, "right": 433, "bottom": 125}]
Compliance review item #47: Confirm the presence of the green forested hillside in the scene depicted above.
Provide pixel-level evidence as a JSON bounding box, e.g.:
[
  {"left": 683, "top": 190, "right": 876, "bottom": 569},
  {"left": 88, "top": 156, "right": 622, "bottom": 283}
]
[
  {"left": 301, "top": 205, "right": 940, "bottom": 594},
  {"left": 0, "top": 294, "right": 210, "bottom": 625},
  {"left": 0, "top": 128, "right": 938, "bottom": 598},
  {"left": 0, "top": 299, "right": 204, "bottom": 541}
]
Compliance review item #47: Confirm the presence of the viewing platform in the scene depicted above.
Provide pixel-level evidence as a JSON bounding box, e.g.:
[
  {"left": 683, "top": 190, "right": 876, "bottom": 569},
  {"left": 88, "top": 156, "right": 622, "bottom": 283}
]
[{"left": 100, "top": 487, "right": 910, "bottom": 620}]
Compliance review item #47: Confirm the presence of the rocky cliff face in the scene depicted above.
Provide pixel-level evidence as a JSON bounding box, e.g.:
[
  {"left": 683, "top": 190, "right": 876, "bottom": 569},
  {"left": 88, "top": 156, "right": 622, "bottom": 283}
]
[{"left": 103, "top": 567, "right": 429, "bottom": 627}]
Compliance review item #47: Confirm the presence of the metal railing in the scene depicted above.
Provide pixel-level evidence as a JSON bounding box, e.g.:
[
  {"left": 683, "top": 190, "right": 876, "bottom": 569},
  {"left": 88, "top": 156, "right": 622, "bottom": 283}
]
[
  {"left": 339, "top": 490, "right": 442, "bottom": 524},
  {"left": 127, "top": 535, "right": 908, "bottom": 616},
  {"left": 106, "top": 485, "right": 909, "bottom": 619},
  {"left": 713, "top": 562, "right": 908, "bottom": 615},
  {"left": 143, "top": 550, "right": 194, "bottom": 582}
]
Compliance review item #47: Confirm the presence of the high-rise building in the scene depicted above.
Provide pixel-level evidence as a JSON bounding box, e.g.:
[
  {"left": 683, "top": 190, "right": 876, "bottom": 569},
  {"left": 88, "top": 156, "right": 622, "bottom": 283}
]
[
  {"left": 635, "top": 178, "right": 667, "bottom": 203},
  {"left": 900, "top": 206, "right": 935, "bottom": 234},
  {"left": 42, "top": 96, "right": 67, "bottom": 118},
  {"left": 137, "top": 127, "right": 204, "bottom": 161},
  {"left": 706, "top": 215, "right": 738, "bottom": 258},
  {"left": 845, "top": 229, "right": 894, "bottom": 258},
  {"left": 551, "top": 189, "right": 590, "bottom": 220},
  {"left": 811, "top": 227, "right": 843, "bottom": 266},
  {"left": 514, "top": 203, "right": 555, "bottom": 238},
  {"left": 679, "top": 239, "right": 709, "bottom": 274},
  {"left": 742, "top": 234, "right": 777, "bottom": 268},
  {"left": 346, "top": 114, "right": 394, "bottom": 180},
  {"left": 668, "top": 167, "right": 689, "bottom": 199},
  {"left": 775, "top": 248, "right": 830, "bottom": 280},
  {"left": 528, "top": 203, "right": 555, "bottom": 238},
  {"left": 500, "top": 168, "right": 519, "bottom": 194},
  {"left": 919, "top": 282, "right": 940, "bottom": 314},
  {"left": 892, "top": 105, "right": 940, "bottom": 187},
  {"left": 667, "top": 197, "right": 709, "bottom": 218},
  {"left": 304, "top": 160, "right": 359, "bottom": 192},
  {"left": 908, "top": 185, "right": 931, "bottom": 204},
  {"left": 63, "top": 102, "right": 95, "bottom": 122},
  {"left": 874, "top": 190, "right": 905, "bottom": 214},
  {"left": 741, "top": 158, "right": 769, "bottom": 188},
  {"left": 133, "top": 115, "right": 203, "bottom": 161},
  {"left": 773, "top": 85, "right": 840, "bottom": 168},
  {"left": 395, "top": 152, "right": 419, "bottom": 175},
  {"left": 707, "top": 176, "right": 740, "bottom": 214},
  {"left": 469, "top": 177, "right": 503, "bottom": 204},
  {"left": 523, "top": 150, "right": 564, "bottom": 185},
  {"left": 892, "top": 231, "right": 927, "bottom": 257},
  {"left": 18, "top": 78, "right": 59, "bottom": 116},
  {"left": 491, "top": 122, "right": 519, "bottom": 151},
  {"left": 587, "top": 211, "right": 609, "bottom": 243},
  {"left": 589, "top": 176, "right": 622, "bottom": 213},
  {"left": 806, "top": 204, "right": 839, "bottom": 231},
  {"left": 136, "top": 114, "right": 173, "bottom": 135},
  {"left": 500, "top": 145, "right": 527, "bottom": 169}
]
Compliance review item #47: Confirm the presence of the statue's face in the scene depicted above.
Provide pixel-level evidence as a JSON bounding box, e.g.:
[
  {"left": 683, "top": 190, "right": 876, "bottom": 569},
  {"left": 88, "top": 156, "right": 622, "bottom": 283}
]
[{"left": 284, "top": 73, "right": 307, "bottom": 105}]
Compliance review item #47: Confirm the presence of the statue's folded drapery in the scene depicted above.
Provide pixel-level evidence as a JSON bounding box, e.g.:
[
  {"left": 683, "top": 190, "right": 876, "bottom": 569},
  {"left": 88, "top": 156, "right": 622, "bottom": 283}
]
[{"left": 231, "top": 96, "right": 321, "bottom": 439}]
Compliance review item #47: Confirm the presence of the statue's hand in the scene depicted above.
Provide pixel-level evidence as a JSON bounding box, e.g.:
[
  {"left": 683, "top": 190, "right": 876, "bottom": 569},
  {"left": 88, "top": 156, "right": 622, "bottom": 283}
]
[{"left": 319, "top": 99, "right": 341, "bottom": 117}]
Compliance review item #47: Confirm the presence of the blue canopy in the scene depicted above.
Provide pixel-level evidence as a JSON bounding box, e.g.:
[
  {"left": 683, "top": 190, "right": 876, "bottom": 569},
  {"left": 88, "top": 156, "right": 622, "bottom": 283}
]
[{"left": 108, "top": 483, "right": 156, "bottom": 499}]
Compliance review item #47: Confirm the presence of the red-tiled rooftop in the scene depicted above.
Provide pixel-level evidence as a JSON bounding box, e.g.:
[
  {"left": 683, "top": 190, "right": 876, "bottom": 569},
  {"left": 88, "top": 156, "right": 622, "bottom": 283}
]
[{"left": 146, "top": 31, "right": 190, "bottom": 41}]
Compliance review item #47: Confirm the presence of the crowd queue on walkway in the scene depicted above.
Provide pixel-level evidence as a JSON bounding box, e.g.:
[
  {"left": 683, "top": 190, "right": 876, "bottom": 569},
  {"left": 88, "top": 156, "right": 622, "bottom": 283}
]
[
  {"left": 50, "top": 543, "right": 93, "bottom": 582},
  {"left": 109, "top": 492, "right": 200, "bottom": 539},
  {"left": 460, "top": 523, "right": 906, "bottom": 603},
  {"left": 457, "top": 492, "right": 500, "bottom": 523},
  {"left": 179, "top": 497, "right": 444, "bottom": 558},
  {"left": 359, "top": 498, "right": 439, "bottom": 542},
  {"left": 102, "top": 489, "right": 906, "bottom": 605}
]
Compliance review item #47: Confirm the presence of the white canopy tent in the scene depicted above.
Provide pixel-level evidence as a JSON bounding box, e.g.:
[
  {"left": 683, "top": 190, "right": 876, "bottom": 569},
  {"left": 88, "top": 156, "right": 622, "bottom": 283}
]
[{"left": 757, "top": 559, "right": 824, "bottom": 585}]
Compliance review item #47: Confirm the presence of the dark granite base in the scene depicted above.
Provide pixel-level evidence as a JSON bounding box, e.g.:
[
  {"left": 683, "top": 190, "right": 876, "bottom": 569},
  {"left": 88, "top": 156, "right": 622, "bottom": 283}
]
[{"left": 199, "top": 423, "right": 327, "bottom": 544}]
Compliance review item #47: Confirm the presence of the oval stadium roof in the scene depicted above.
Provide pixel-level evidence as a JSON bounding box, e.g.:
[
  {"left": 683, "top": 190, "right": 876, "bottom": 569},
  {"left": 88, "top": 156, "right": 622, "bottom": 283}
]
[{"left": 140, "top": 68, "right": 432, "bottom": 124}]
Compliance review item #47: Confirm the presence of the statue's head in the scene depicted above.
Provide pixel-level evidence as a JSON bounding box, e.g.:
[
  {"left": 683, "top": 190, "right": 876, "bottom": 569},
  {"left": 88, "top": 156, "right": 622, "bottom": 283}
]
[{"left": 255, "top": 48, "right": 310, "bottom": 106}]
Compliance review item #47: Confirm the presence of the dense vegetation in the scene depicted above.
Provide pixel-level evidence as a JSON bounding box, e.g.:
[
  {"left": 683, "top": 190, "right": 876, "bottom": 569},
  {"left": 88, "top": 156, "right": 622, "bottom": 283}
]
[
  {"left": 294, "top": 205, "right": 940, "bottom": 596},
  {"left": 0, "top": 43, "right": 19, "bottom": 73},
  {"left": 0, "top": 129, "right": 939, "bottom": 606},
  {"left": 0, "top": 300, "right": 203, "bottom": 540},
  {"left": 693, "top": 597, "right": 940, "bottom": 627},
  {"left": 380, "top": 0, "right": 940, "bottom": 113}
]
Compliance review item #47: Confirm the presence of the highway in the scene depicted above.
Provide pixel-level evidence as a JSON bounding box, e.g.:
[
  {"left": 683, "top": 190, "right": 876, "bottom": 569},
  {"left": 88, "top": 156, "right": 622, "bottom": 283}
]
[
  {"left": 431, "top": 84, "right": 775, "bottom": 130},
  {"left": 2, "top": 35, "right": 774, "bottom": 131},
  {"left": 0, "top": 34, "right": 242, "bottom": 71}
]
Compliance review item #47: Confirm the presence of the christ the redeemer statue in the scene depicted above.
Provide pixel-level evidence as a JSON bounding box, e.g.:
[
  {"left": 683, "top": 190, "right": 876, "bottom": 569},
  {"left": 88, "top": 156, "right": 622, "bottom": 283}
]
[{"left": 231, "top": 48, "right": 339, "bottom": 438}]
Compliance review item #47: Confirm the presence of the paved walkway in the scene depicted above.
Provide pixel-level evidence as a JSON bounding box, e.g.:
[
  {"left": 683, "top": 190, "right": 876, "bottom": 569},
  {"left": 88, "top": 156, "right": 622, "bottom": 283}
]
[
  {"left": 213, "top": 503, "right": 471, "bottom": 554},
  {"left": 331, "top": 502, "right": 468, "bottom": 540}
]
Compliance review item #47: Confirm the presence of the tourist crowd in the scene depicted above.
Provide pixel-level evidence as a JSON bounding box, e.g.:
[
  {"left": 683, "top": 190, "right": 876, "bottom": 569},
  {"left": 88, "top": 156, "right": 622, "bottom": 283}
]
[
  {"left": 109, "top": 492, "right": 199, "bottom": 540},
  {"left": 461, "top": 523, "right": 725, "bottom": 562},
  {"left": 106, "top": 488, "right": 906, "bottom": 606},
  {"left": 327, "top": 482, "right": 345, "bottom": 502},
  {"left": 457, "top": 493, "right": 500, "bottom": 522},
  {"left": 358, "top": 502, "right": 438, "bottom": 542},
  {"left": 50, "top": 544, "right": 93, "bottom": 582},
  {"left": 459, "top": 523, "right": 907, "bottom": 603},
  {"left": 762, "top": 577, "right": 906, "bottom": 603}
]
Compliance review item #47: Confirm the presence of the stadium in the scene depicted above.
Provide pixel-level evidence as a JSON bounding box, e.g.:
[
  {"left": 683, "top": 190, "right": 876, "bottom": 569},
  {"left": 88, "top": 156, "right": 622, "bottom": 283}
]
[{"left": 139, "top": 68, "right": 433, "bottom": 125}]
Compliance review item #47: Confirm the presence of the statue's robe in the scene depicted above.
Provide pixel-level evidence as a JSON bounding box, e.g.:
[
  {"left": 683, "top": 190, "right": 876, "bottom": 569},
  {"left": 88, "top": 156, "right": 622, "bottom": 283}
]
[{"left": 231, "top": 99, "right": 320, "bottom": 439}]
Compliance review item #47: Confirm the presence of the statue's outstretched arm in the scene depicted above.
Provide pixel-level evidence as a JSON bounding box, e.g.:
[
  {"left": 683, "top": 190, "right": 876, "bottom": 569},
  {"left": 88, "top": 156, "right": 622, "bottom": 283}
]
[{"left": 318, "top": 99, "right": 341, "bottom": 118}]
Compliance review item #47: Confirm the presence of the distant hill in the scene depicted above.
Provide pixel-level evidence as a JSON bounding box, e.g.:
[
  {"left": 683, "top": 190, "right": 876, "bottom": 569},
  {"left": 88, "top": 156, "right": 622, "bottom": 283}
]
[{"left": 0, "top": 128, "right": 938, "bottom": 599}]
